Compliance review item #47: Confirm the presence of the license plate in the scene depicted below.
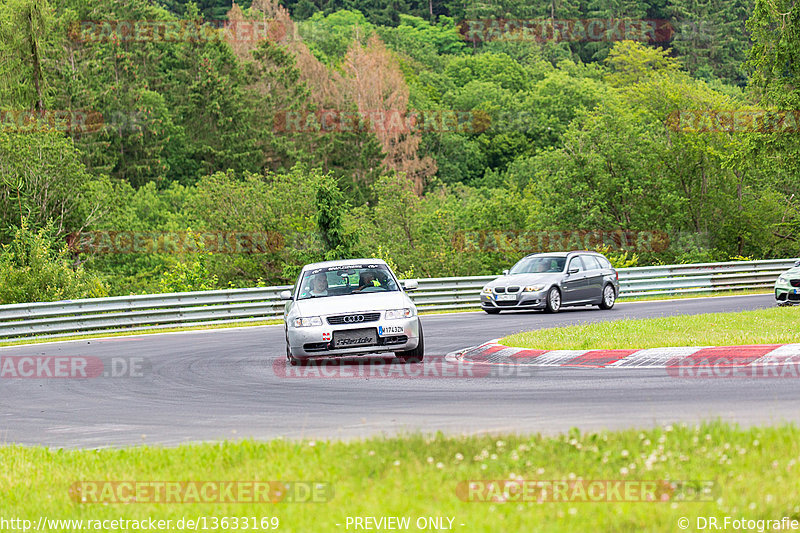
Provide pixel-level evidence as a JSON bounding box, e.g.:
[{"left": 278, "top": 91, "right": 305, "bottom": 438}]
[
  {"left": 497, "top": 294, "right": 516, "bottom": 301},
  {"left": 378, "top": 325, "right": 404, "bottom": 336},
  {"left": 795, "top": 289, "right": 799, "bottom": 295},
  {"left": 333, "top": 328, "right": 377, "bottom": 348}
]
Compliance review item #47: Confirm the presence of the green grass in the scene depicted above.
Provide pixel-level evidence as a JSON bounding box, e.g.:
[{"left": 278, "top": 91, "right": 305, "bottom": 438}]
[
  {"left": 2, "top": 422, "right": 798, "bottom": 532},
  {"left": 501, "top": 306, "right": 800, "bottom": 350}
]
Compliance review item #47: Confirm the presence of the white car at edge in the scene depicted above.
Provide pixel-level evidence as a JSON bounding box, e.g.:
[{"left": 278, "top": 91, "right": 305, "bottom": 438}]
[{"left": 281, "top": 259, "right": 423, "bottom": 366}]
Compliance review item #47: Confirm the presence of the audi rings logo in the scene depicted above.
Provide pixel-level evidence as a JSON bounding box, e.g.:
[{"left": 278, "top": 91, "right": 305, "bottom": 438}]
[{"left": 342, "top": 315, "right": 365, "bottom": 323}]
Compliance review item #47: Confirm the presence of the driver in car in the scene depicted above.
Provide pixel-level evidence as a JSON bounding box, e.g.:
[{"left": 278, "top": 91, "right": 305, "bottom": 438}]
[
  {"left": 356, "top": 270, "right": 379, "bottom": 291},
  {"left": 304, "top": 273, "right": 328, "bottom": 297}
]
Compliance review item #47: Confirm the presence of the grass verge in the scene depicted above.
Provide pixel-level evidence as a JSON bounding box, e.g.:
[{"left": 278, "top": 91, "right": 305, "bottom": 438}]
[
  {"left": 501, "top": 306, "right": 800, "bottom": 350},
  {"left": 2, "top": 422, "right": 798, "bottom": 532}
]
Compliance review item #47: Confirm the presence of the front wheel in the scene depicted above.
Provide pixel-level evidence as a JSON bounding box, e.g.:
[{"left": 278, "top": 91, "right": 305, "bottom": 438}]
[
  {"left": 599, "top": 284, "right": 616, "bottom": 310},
  {"left": 287, "top": 347, "right": 303, "bottom": 366},
  {"left": 397, "top": 322, "right": 424, "bottom": 363},
  {"left": 544, "top": 287, "right": 561, "bottom": 313},
  {"left": 286, "top": 337, "right": 305, "bottom": 366}
]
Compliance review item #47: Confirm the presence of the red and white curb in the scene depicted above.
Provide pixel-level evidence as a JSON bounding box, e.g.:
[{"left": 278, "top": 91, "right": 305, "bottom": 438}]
[{"left": 450, "top": 339, "right": 800, "bottom": 369}]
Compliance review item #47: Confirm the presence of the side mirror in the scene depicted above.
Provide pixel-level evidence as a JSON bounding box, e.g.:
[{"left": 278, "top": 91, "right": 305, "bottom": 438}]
[
  {"left": 402, "top": 279, "right": 419, "bottom": 291},
  {"left": 279, "top": 290, "right": 293, "bottom": 300},
  {"left": 568, "top": 268, "right": 579, "bottom": 275},
  {"left": 502, "top": 269, "right": 509, "bottom": 276}
]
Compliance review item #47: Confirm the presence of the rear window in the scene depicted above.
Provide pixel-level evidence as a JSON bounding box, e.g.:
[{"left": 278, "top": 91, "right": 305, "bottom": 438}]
[{"left": 581, "top": 255, "right": 602, "bottom": 270}]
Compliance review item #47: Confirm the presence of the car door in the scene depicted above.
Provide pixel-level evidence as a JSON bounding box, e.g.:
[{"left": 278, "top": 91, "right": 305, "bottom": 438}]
[
  {"left": 562, "top": 256, "right": 588, "bottom": 303},
  {"left": 581, "top": 254, "right": 604, "bottom": 303}
]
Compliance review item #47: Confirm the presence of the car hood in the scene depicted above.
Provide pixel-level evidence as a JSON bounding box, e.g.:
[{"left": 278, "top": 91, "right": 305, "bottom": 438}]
[
  {"left": 291, "top": 292, "right": 412, "bottom": 317},
  {"left": 484, "top": 273, "right": 563, "bottom": 288},
  {"left": 780, "top": 267, "right": 800, "bottom": 278}
]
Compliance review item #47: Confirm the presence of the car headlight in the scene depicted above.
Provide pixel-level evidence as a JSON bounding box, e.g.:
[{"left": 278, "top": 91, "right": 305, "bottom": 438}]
[
  {"left": 386, "top": 308, "right": 414, "bottom": 319},
  {"left": 293, "top": 316, "right": 322, "bottom": 327},
  {"left": 778, "top": 275, "right": 788, "bottom": 283},
  {"left": 523, "top": 284, "right": 546, "bottom": 292},
  {"left": 481, "top": 287, "right": 492, "bottom": 295}
]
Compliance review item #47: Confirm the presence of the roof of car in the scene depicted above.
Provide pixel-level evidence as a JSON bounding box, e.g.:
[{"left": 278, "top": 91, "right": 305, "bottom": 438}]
[
  {"left": 301, "top": 258, "right": 389, "bottom": 270},
  {"left": 523, "top": 250, "right": 602, "bottom": 258}
]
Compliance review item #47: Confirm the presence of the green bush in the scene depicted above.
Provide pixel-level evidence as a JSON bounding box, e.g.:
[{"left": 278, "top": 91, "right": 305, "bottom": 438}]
[
  {"left": 157, "top": 231, "right": 219, "bottom": 293},
  {"left": 0, "top": 219, "right": 107, "bottom": 304}
]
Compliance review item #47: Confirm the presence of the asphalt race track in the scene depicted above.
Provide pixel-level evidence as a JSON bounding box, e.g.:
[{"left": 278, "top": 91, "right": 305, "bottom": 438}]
[{"left": 2, "top": 294, "right": 797, "bottom": 449}]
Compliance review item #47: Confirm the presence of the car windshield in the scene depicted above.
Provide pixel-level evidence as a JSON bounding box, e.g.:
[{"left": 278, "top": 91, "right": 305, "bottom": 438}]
[
  {"left": 297, "top": 264, "right": 399, "bottom": 300},
  {"left": 509, "top": 256, "right": 566, "bottom": 274}
]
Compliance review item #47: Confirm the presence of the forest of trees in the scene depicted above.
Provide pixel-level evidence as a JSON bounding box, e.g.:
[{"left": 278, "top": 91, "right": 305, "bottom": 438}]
[{"left": 0, "top": 0, "right": 798, "bottom": 301}]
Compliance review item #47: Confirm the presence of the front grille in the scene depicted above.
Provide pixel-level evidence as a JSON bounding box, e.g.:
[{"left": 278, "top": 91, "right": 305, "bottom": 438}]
[
  {"left": 777, "top": 292, "right": 787, "bottom": 301},
  {"left": 327, "top": 312, "right": 381, "bottom": 325},
  {"left": 790, "top": 293, "right": 800, "bottom": 301},
  {"left": 790, "top": 279, "right": 800, "bottom": 287},
  {"left": 507, "top": 286, "right": 521, "bottom": 293},
  {"left": 496, "top": 301, "right": 518, "bottom": 307},
  {"left": 494, "top": 287, "right": 505, "bottom": 294}
]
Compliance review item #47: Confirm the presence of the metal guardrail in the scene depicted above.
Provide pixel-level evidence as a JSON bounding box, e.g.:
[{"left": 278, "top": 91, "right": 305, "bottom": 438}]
[{"left": 0, "top": 258, "right": 795, "bottom": 341}]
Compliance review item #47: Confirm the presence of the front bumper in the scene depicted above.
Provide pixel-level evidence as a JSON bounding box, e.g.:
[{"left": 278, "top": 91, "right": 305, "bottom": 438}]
[
  {"left": 775, "top": 285, "right": 800, "bottom": 304},
  {"left": 480, "top": 291, "right": 545, "bottom": 310},
  {"left": 287, "top": 317, "right": 420, "bottom": 359}
]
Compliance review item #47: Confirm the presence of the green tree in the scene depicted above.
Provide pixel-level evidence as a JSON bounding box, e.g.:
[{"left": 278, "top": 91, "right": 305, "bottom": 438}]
[
  {"left": 668, "top": 0, "right": 753, "bottom": 85},
  {"left": 0, "top": 218, "right": 107, "bottom": 304},
  {"left": 747, "top": 0, "right": 800, "bottom": 177},
  {"left": 0, "top": 131, "right": 110, "bottom": 239},
  {"left": 298, "top": 9, "right": 375, "bottom": 64},
  {"left": 0, "top": 0, "right": 57, "bottom": 110},
  {"left": 316, "top": 172, "right": 352, "bottom": 260},
  {"left": 157, "top": 231, "right": 219, "bottom": 293}
]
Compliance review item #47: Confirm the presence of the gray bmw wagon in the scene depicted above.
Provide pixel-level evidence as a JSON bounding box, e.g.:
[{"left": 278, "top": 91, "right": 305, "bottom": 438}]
[{"left": 480, "top": 251, "right": 620, "bottom": 314}]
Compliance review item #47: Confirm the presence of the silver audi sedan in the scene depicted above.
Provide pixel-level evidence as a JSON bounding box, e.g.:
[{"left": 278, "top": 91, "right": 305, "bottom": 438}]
[
  {"left": 480, "top": 251, "right": 620, "bottom": 313},
  {"left": 281, "top": 259, "right": 423, "bottom": 365}
]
